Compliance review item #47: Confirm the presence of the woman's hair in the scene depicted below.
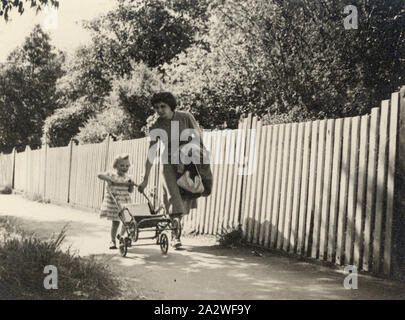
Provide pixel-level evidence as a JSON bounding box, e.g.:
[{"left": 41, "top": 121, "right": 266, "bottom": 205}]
[
  {"left": 113, "top": 154, "right": 130, "bottom": 169},
  {"left": 151, "top": 92, "right": 177, "bottom": 111}
]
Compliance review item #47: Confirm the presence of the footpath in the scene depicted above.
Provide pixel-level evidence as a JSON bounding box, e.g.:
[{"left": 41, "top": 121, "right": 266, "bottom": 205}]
[{"left": 0, "top": 194, "right": 404, "bottom": 300}]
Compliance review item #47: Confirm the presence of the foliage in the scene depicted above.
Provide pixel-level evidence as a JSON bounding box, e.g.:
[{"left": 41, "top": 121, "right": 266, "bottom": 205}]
[
  {"left": 76, "top": 62, "right": 163, "bottom": 144},
  {"left": 5, "top": 0, "right": 405, "bottom": 150},
  {"left": 0, "top": 25, "right": 64, "bottom": 152},
  {"left": 76, "top": 106, "right": 133, "bottom": 145},
  {"left": 0, "top": 0, "right": 59, "bottom": 21},
  {"left": 164, "top": 0, "right": 405, "bottom": 127},
  {"left": 0, "top": 218, "right": 120, "bottom": 299},
  {"left": 43, "top": 97, "right": 99, "bottom": 147},
  {"left": 43, "top": 0, "right": 196, "bottom": 147},
  {"left": 83, "top": 0, "right": 196, "bottom": 74},
  {"left": 216, "top": 226, "right": 243, "bottom": 248},
  {"left": 0, "top": 185, "right": 12, "bottom": 194}
]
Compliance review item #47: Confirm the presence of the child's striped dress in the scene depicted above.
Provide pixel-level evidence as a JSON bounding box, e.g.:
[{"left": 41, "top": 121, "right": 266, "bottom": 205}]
[{"left": 100, "top": 172, "right": 132, "bottom": 221}]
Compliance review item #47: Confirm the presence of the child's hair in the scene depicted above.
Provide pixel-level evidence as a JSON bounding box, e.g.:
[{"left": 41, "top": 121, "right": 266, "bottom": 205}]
[{"left": 113, "top": 154, "right": 130, "bottom": 169}]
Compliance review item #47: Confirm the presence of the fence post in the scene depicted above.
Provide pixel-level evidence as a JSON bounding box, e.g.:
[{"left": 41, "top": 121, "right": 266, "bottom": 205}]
[
  {"left": 11, "top": 147, "right": 16, "bottom": 189},
  {"left": 101, "top": 134, "right": 112, "bottom": 200},
  {"left": 24, "top": 145, "right": 31, "bottom": 193},
  {"left": 238, "top": 114, "right": 253, "bottom": 232},
  {"left": 66, "top": 139, "right": 76, "bottom": 203},
  {"left": 392, "top": 87, "right": 405, "bottom": 279},
  {"left": 42, "top": 140, "right": 48, "bottom": 200}
]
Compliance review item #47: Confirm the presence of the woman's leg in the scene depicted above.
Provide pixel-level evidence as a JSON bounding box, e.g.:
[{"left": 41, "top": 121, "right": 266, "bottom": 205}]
[
  {"left": 111, "top": 221, "right": 120, "bottom": 242},
  {"left": 169, "top": 212, "right": 183, "bottom": 240},
  {"left": 119, "top": 222, "right": 126, "bottom": 237},
  {"left": 162, "top": 164, "right": 186, "bottom": 215}
]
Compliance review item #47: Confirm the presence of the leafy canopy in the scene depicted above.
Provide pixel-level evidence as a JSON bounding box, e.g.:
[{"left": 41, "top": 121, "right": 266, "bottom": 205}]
[{"left": 1, "top": 0, "right": 59, "bottom": 21}]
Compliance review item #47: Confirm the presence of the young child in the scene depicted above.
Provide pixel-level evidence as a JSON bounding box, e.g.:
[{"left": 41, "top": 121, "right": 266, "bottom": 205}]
[{"left": 98, "top": 154, "right": 135, "bottom": 249}]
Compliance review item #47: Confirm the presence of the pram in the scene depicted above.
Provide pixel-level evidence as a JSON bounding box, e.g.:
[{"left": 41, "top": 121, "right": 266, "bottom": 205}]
[{"left": 106, "top": 183, "right": 181, "bottom": 257}]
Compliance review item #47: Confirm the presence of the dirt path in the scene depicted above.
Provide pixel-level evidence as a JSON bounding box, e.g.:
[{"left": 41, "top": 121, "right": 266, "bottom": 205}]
[{"left": 0, "top": 194, "right": 404, "bottom": 300}]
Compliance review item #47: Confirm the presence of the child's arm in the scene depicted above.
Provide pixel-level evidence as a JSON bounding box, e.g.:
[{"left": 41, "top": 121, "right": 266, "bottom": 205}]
[{"left": 97, "top": 172, "right": 114, "bottom": 185}]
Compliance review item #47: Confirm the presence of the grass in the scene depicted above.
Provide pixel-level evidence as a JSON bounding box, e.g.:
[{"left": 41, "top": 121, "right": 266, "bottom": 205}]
[
  {"left": 22, "top": 192, "right": 51, "bottom": 204},
  {"left": 216, "top": 225, "right": 244, "bottom": 248},
  {"left": 0, "top": 185, "right": 12, "bottom": 194},
  {"left": 0, "top": 217, "right": 121, "bottom": 300}
]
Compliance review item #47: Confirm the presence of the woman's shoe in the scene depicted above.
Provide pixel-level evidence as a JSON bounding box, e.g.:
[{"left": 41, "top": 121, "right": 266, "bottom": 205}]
[
  {"left": 109, "top": 241, "right": 117, "bottom": 249},
  {"left": 171, "top": 238, "right": 182, "bottom": 250}
]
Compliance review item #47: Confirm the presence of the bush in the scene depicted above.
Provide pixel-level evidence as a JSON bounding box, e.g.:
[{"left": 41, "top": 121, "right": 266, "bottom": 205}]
[
  {"left": 0, "top": 185, "right": 12, "bottom": 195},
  {"left": 216, "top": 225, "right": 243, "bottom": 248},
  {"left": 0, "top": 219, "right": 120, "bottom": 300},
  {"left": 43, "top": 97, "right": 100, "bottom": 147},
  {"left": 76, "top": 107, "right": 131, "bottom": 144}
]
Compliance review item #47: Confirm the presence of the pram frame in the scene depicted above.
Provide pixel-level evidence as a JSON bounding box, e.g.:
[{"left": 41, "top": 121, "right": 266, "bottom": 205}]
[{"left": 106, "top": 182, "right": 181, "bottom": 256}]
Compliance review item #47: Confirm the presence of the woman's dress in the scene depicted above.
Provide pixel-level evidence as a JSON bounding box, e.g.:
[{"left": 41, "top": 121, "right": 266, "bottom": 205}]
[{"left": 149, "top": 111, "right": 206, "bottom": 215}]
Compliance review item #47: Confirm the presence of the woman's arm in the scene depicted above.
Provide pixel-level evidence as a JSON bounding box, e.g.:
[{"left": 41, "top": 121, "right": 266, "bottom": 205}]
[
  {"left": 138, "top": 141, "right": 157, "bottom": 192},
  {"left": 187, "top": 112, "right": 203, "bottom": 139}
]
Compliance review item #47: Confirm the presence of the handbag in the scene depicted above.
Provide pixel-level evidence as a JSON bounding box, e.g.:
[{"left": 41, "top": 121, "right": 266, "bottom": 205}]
[{"left": 177, "top": 166, "right": 205, "bottom": 194}]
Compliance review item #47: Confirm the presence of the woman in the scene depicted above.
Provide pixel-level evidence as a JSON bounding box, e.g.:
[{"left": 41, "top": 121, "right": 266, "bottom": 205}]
[{"left": 138, "top": 92, "right": 209, "bottom": 249}]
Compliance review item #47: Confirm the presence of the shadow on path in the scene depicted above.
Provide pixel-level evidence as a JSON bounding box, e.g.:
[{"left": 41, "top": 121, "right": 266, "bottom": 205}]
[{"left": 0, "top": 194, "right": 404, "bottom": 300}]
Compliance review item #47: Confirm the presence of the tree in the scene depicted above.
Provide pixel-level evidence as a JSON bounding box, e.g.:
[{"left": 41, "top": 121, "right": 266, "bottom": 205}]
[
  {"left": 44, "top": 0, "right": 198, "bottom": 146},
  {"left": 0, "top": 25, "right": 64, "bottom": 152},
  {"left": 1, "top": 0, "right": 59, "bottom": 21},
  {"left": 75, "top": 62, "right": 163, "bottom": 144},
  {"left": 83, "top": 0, "right": 196, "bottom": 76},
  {"left": 163, "top": 0, "right": 405, "bottom": 127}
]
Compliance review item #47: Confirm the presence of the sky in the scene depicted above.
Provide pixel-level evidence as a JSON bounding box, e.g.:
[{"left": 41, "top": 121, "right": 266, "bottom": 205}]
[{"left": 0, "top": 0, "right": 117, "bottom": 62}]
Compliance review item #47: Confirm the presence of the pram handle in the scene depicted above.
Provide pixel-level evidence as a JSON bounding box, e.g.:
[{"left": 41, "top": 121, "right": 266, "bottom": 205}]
[{"left": 105, "top": 181, "right": 154, "bottom": 209}]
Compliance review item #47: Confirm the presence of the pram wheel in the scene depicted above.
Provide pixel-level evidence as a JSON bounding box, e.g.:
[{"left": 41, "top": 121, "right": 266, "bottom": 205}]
[
  {"left": 128, "top": 219, "right": 138, "bottom": 242},
  {"left": 160, "top": 233, "right": 169, "bottom": 254},
  {"left": 125, "top": 237, "right": 132, "bottom": 247},
  {"left": 119, "top": 237, "right": 127, "bottom": 257},
  {"left": 171, "top": 218, "right": 182, "bottom": 240}
]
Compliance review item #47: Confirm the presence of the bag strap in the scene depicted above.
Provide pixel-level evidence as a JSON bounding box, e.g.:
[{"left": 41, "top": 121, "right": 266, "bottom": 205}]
[{"left": 192, "top": 163, "right": 202, "bottom": 179}]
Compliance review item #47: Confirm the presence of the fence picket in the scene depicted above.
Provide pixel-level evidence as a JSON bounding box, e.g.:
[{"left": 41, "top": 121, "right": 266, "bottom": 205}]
[
  {"left": 345, "top": 116, "right": 361, "bottom": 266},
  {"left": 384, "top": 93, "right": 400, "bottom": 276},
  {"left": 247, "top": 119, "right": 262, "bottom": 242},
  {"left": 336, "top": 118, "right": 351, "bottom": 265},
  {"left": 297, "top": 122, "right": 312, "bottom": 255},
  {"left": 242, "top": 116, "right": 257, "bottom": 239},
  {"left": 353, "top": 115, "right": 369, "bottom": 269},
  {"left": 362, "top": 108, "right": 379, "bottom": 271},
  {"left": 304, "top": 121, "right": 319, "bottom": 256},
  {"left": 373, "top": 100, "right": 390, "bottom": 274},
  {"left": 221, "top": 130, "right": 236, "bottom": 231},
  {"left": 199, "top": 133, "right": 212, "bottom": 234},
  {"left": 212, "top": 131, "right": 227, "bottom": 235},
  {"left": 277, "top": 123, "right": 291, "bottom": 249},
  {"left": 239, "top": 116, "right": 252, "bottom": 233},
  {"left": 230, "top": 119, "right": 248, "bottom": 230},
  {"left": 253, "top": 125, "right": 268, "bottom": 244},
  {"left": 311, "top": 120, "right": 327, "bottom": 259},
  {"left": 283, "top": 123, "right": 298, "bottom": 252},
  {"left": 327, "top": 118, "right": 343, "bottom": 263},
  {"left": 289, "top": 123, "right": 304, "bottom": 254},
  {"left": 319, "top": 119, "right": 335, "bottom": 260},
  {"left": 270, "top": 124, "right": 285, "bottom": 248},
  {"left": 259, "top": 125, "right": 275, "bottom": 246}
]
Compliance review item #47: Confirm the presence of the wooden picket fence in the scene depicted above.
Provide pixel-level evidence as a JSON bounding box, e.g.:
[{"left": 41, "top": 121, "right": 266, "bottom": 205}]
[{"left": 1, "top": 88, "right": 404, "bottom": 278}]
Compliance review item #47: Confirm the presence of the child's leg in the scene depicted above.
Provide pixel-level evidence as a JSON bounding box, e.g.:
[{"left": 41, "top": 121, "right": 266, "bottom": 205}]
[{"left": 111, "top": 221, "right": 120, "bottom": 242}]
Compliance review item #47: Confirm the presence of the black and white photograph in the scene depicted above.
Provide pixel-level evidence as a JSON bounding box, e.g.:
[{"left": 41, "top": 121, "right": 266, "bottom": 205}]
[{"left": 0, "top": 0, "right": 405, "bottom": 305}]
